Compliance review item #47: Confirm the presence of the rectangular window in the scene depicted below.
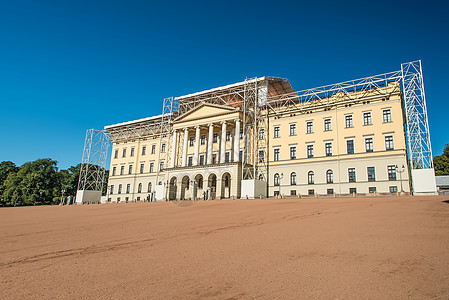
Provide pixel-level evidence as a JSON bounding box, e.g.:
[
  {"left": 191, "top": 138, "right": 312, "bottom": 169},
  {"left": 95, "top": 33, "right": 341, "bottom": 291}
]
[
  {"left": 130, "top": 147, "right": 135, "bottom": 157},
  {"left": 348, "top": 168, "right": 356, "bottom": 183},
  {"left": 159, "top": 161, "right": 164, "bottom": 171},
  {"left": 325, "top": 142, "right": 332, "bottom": 157},
  {"left": 213, "top": 133, "right": 218, "bottom": 143},
  {"left": 149, "top": 162, "right": 154, "bottom": 173},
  {"left": 240, "top": 130, "right": 243, "bottom": 139},
  {"left": 290, "top": 190, "right": 297, "bottom": 196},
  {"left": 200, "top": 135, "right": 206, "bottom": 145},
  {"left": 385, "top": 135, "right": 394, "bottom": 150},
  {"left": 273, "top": 126, "right": 280, "bottom": 138},
  {"left": 290, "top": 146, "right": 296, "bottom": 160},
  {"left": 200, "top": 155, "right": 205, "bottom": 165},
  {"left": 120, "top": 165, "right": 124, "bottom": 175},
  {"left": 126, "top": 184, "right": 130, "bottom": 194},
  {"left": 306, "top": 121, "right": 314, "bottom": 134},
  {"left": 274, "top": 148, "right": 280, "bottom": 161},
  {"left": 349, "top": 187, "right": 357, "bottom": 194},
  {"left": 151, "top": 144, "right": 156, "bottom": 154},
  {"left": 188, "top": 156, "right": 193, "bottom": 166},
  {"left": 258, "top": 129, "right": 265, "bottom": 140},
  {"left": 369, "top": 187, "right": 377, "bottom": 193},
  {"left": 363, "top": 112, "right": 372, "bottom": 125},
  {"left": 365, "top": 137, "right": 374, "bottom": 152},
  {"left": 118, "top": 184, "right": 122, "bottom": 194},
  {"left": 225, "top": 152, "right": 230, "bottom": 163},
  {"left": 308, "top": 189, "right": 315, "bottom": 195},
  {"left": 114, "top": 149, "right": 118, "bottom": 159},
  {"left": 347, "top": 140, "right": 354, "bottom": 154},
  {"left": 258, "top": 150, "right": 264, "bottom": 163},
  {"left": 307, "top": 144, "right": 314, "bottom": 158},
  {"left": 383, "top": 109, "right": 392, "bottom": 123},
  {"left": 140, "top": 163, "right": 144, "bottom": 174},
  {"left": 112, "top": 166, "right": 116, "bottom": 176},
  {"left": 289, "top": 124, "right": 296, "bottom": 136},
  {"left": 110, "top": 185, "right": 114, "bottom": 195},
  {"left": 388, "top": 165, "right": 397, "bottom": 181},
  {"left": 345, "top": 115, "right": 353, "bottom": 128},
  {"left": 161, "top": 143, "right": 166, "bottom": 153},
  {"left": 324, "top": 118, "right": 332, "bottom": 131},
  {"left": 142, "top": 146, "right": 146, "bottom": 155},
  {"left": 239, "top": 150, "right": 243, "bottom": 162},
  {"left": 274, "top": 191, "right": 280, "bottom": 196},
  {"left": 128, "top": 165, "right": 133, "bottom": 175},
  {"left": 226, "top": 131, "right": 231, "bottom": 141},
  {"left": 327, "top": 189, "right": 334, "bottom": 195},
  {"left": 389, "top": 186, "right": 398, "bottom": 193},
  {"left": 367, "top": 167, "right": 376, "bottom": 182},
  {"left": 212, "top": 153, "right": 217, "bottom": 164},
  {"left": 122, "top": 148, "right": 127, "bottom": 157},
  {"left": 189, "top": 136, "right": 194, "bottom": 147}
]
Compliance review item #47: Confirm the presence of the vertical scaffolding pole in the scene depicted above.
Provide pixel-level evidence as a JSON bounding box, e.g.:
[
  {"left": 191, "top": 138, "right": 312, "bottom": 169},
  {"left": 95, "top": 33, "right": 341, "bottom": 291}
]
[
  {"left": 401, "top": 60, "right": 436, "bottom": 194},
  {"left": 76, "top": 129, "right": 110, "bottom": 204}
]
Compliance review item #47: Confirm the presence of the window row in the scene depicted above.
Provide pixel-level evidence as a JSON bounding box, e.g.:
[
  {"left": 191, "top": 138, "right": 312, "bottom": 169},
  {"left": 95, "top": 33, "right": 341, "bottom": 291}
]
[
  {"left": 110, "top": 182, "right": 153, "bottom": 195},
  {"left": 273, "top": 165, "right": 399, "bottom": 185},
  {"left": 271, "top": 109, "right": 392, "bottom": 138},
  {"left": 111, "top": 161, "right": 165, "bottom": 176},
  {"left": 277, "top": 185, "right": 399, "bottom": 196},
  {"left": 271, "top": 135, "right": 395, "bottom": 161},
  {"left": 113, "top": 144, "right": 165, "bottom": 159}
]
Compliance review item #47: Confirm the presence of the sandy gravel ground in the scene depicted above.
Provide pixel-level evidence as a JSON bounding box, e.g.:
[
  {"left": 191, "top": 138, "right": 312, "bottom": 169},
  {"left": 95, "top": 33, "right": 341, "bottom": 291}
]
[{"left": 1, "top": 196, "right": 449, "bottom": 299}]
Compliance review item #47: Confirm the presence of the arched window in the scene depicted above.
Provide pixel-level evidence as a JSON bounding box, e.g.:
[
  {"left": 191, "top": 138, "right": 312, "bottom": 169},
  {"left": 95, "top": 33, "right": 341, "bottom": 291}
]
[
  {"left": 147, "top": 182, "right": 152, "bottom": 193},
  {"left": 326, "top": 170, "right": 333, "bottom": 184},
  {"left": 138, "top": 183, "right": 142, "bottom": 193},
  {"left": 308, "top": 171, "right": 314, "bottom": 184},
  {"left": 274, "top": 173, "right": 280, "bottom": 186},
  {"left": 290, "top": 172, "right": 296, "bottom": 185}
]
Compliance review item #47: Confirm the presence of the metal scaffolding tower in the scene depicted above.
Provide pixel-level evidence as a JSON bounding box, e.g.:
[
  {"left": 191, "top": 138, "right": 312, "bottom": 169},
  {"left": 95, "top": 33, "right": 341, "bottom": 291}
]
[
  {"left": 401, "top": 60, "right": 433, "bottom": 170},
  {"left": 76, "top": 129, "right": 110, "bottom": 204}
]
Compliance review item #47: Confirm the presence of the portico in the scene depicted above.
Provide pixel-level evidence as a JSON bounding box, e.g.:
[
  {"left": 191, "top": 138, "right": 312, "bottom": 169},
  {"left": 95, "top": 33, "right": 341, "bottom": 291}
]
[{"left": 165, "top": 103, "right": 244, "bottom": 199}]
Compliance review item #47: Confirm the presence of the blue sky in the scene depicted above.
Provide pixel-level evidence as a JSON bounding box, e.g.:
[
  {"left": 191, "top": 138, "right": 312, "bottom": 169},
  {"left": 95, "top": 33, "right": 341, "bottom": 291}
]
[{"left": 0, "top": 0, "right": 448, "bottom": 170}]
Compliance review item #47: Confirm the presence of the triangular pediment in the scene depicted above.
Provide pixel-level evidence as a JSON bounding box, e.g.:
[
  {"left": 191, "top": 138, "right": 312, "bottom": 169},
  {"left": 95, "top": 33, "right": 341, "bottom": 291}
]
[{"left": 174, "top": 103, "right": 237, "bottom": 123}]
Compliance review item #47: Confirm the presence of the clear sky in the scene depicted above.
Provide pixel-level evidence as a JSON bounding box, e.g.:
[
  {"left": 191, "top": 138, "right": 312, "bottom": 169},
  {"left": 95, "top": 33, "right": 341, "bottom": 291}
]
[{"left": 1, "top": 0, "right": 448, "bottom": 170}]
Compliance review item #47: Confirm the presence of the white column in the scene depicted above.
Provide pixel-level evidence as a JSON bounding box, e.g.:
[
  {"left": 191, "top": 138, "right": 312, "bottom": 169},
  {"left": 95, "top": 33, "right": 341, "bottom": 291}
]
[
  {"left": 193, "top": 126, "right": 200, "bottom": 166},
  {"left": 233, "top": 120, "right": 240, "bottom": 162},
  {"left": 220, "top": 121, "right": 227, "bottom": 163},
  {"left": 181, "top": 128, "right": 188, "bottom": 167},
  {"left": 207, "top": 123, "right": 213, "bottom": 165},
  {"left": 170, "top": 129, "right": 177, "bottom": 168}
]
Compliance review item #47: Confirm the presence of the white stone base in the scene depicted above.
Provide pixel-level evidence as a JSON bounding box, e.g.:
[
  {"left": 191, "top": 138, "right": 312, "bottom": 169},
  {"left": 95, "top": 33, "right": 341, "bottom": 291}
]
[
  {"left": 241, "top": 179, "right": 267, "bottom": 199},
  {"left": 75, "top": 190, "right": 102, "bottom": 204}
]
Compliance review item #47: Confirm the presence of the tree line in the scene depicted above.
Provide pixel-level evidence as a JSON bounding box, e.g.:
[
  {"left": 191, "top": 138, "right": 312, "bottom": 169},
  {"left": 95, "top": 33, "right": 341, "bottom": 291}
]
[
  {"left": 0, "top": 159, "right": 108, "bottom": 207},
  {"left": 434, "top": 144, "right": 449, "bottom": 176}
]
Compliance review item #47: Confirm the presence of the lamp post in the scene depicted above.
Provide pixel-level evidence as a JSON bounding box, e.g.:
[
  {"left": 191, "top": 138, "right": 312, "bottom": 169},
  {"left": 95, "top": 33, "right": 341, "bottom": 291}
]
[
  {"left": 279, "top": 173, "right": 284, "bottom": 197},
  {"left": 396, "top": 164, "right": 405, "bottom": 193},
  {"left": 165, "top": 180, "right": 169, "bottom": 201},
  {"left": 60, "top": 189, "right": 66, "bottom": 205}
]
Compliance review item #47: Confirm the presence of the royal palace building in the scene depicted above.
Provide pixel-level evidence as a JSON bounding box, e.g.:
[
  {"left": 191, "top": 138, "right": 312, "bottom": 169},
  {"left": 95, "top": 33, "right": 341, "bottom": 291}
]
[{"left": 101, "top": 61, "right": 436, "bottom": 203}]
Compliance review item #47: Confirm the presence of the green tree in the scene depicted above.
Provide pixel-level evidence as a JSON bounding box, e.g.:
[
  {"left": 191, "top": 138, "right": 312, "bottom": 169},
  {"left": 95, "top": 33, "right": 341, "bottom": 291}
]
[
  {"left": 2, "top": 158, "right": 61, "bottom": 206},
  {"left": 434, "top": 144, "right": 449, "bottom": 176},
  {"left": 0, "top": 161, "right": 18, "bottom": 205}
]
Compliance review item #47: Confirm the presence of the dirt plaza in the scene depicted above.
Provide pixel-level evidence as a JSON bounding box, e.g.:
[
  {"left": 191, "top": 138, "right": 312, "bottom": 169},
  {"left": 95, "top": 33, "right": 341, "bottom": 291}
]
[{"left": 1, "top": 195, "right": 448, "bottom": 299}]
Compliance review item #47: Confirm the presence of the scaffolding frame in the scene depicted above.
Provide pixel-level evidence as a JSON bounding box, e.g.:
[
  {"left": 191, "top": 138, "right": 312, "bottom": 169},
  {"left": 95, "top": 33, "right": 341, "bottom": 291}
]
[
  {"left": 77, "top": 129, "right": 110, "bottom": 192},
  {"left": 401, "top": 61, "right": 433, "bottom": 169}
]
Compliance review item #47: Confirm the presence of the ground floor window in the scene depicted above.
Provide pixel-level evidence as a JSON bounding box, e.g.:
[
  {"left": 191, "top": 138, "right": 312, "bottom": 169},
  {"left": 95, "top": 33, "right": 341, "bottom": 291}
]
[
  {"left": 274, "top": 191, "right": 280, "bottom": 196},
  {"left": 389, "top": 186, "right": 398, "bottom": 193},
  {"left": 369, "top": 187, "right": 377, "bottom": 193},
  {"left": 137, "top": 197, "right": 140, "bottom": 201},
  {"left": 308, "top": 189, "right": 314, "bottom": 195},
  {"left": 327, "top": 189, "right": 334, "bottom": 195},
  {"left": 349, "top": 188, "right": 357, "bottom": 194},
  {"left": 290, "top": 190, "right": 296, "bottom": 196}
]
